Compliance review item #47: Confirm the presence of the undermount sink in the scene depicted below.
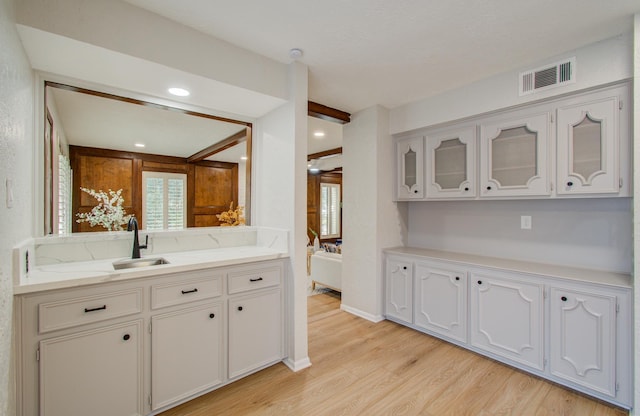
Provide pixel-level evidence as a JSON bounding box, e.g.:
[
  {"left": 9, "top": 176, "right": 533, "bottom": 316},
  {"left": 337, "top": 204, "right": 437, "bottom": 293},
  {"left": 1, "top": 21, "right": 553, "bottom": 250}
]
[{"left": 112, "top": 257, "right": 170, "bottom": 270}]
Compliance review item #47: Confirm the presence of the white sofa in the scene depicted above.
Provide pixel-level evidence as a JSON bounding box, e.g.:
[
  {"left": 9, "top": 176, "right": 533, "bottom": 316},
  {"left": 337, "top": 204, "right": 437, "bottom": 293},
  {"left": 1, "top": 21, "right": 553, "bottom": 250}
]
[{"left": 310, "top": 251, "right": 342, "bottom": 292}]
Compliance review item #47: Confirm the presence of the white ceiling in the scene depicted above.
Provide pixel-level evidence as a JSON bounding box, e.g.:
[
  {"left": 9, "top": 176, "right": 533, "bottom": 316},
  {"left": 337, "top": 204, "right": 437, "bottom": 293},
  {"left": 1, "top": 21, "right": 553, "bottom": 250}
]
[{"left": 122, "top": 0, "right": 640, "bottom": 114}]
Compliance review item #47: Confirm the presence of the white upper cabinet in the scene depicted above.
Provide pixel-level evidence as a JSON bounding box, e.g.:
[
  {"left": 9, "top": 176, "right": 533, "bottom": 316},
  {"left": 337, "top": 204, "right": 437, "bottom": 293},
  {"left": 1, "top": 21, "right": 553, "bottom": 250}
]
[
  {"left": 556, "top": 84, "right": 629, "bottom": 196},
  {"left": 480, "top": 110, "right": 551, "bottom": 197},
  {"left": 393, "top": 82, "right": 631, "bottom": 201},
  {"left": 396, "top": 136, "right": 424, "bottom": 200},
  {"left": 425, "top": 126, "right": 477, "bottom": 199}
]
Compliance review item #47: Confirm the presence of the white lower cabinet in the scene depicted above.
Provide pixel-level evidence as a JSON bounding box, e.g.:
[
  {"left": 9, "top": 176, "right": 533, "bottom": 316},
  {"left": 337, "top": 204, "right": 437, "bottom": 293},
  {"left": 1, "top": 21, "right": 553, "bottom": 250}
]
[
  {"left": 151, "top": 303, "right": 223, "bottom": 410},
  {"left": 469, "top": 271, "right": 544, "bottom": 371},
  {"left": 549, "top": 287, "right": 617, "bottom": 397},
  {"left": 228, "top": 289, "right": 282, "bottom": 379},
  {"left": 39, "top": 320, "right": 143, "bottom": 416},
  {"left": 383, "top": 250, "right": 631, "bottom": 408},
  {"left": 16, "top": 259, "right": 286, "bottom": 416},
  {"left": 384, "top": 257, "right": 413, "bottom": 324},
  {"left": 414, "top": 262, "right": 466, "bottom": 343}
]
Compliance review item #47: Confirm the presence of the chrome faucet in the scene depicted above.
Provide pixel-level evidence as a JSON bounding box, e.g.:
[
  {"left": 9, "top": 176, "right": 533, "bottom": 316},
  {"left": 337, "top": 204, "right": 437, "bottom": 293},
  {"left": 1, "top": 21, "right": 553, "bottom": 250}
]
[{"left": 127, "top": 217, "right": 148, "bottom": 259}]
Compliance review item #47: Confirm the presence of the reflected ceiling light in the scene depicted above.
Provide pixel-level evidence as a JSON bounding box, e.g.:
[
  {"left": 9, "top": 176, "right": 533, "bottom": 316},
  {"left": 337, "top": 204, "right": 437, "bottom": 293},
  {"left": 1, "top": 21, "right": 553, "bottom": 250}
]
[
  {"left": 240, "top": 156, "right": 248, "bottom": 161},
  {"left": 168, "top": 87, "right": 190, "bottom": 97},
  {"left": 313, "top": 131, "right": 325, "bottom": 138},
  {"left": 134, "top": 143, "right": 145, "bottom": 148}
]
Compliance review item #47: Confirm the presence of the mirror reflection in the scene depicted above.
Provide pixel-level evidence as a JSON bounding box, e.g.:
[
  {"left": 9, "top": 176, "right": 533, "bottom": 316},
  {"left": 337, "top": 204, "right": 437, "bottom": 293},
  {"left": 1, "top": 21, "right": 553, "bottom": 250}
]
[{"left": 44, "top": 82, "right": 251, "bottom": 234}]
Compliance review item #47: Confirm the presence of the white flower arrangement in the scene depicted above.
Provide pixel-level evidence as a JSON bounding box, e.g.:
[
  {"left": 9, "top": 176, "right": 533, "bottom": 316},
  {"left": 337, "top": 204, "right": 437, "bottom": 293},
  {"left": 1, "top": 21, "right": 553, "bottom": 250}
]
[{"left": 76, "top": 187, "right": 132, "bottom": 231}]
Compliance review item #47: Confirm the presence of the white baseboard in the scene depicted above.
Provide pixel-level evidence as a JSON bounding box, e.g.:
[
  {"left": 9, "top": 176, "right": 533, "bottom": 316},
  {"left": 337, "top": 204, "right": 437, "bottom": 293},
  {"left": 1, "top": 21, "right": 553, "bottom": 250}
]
[
  {"left": 283, "top": 356, "right": 312, "bottom": 372},
  {"left": 340, "top": 304, "right": 385, "bottom": 323}
]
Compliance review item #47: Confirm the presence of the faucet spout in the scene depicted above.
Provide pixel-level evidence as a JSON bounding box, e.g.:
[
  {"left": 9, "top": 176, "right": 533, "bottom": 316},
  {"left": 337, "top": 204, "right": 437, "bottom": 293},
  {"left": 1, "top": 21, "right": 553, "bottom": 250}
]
[{"left": 127, "top": 217, "right": 147, "bottom": 259}]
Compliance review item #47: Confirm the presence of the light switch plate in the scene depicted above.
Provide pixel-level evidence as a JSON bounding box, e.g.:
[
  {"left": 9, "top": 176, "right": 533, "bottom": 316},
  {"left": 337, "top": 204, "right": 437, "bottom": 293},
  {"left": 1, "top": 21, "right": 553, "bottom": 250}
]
[{"left": 521, "top": 215, "right": 532, "bottom": 230}]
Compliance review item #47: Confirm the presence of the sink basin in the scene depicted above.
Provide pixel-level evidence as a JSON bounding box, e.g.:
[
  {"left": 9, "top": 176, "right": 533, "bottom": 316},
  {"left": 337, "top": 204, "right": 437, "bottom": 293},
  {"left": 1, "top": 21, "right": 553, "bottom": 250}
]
[{"left": 112, "top": 257, "right": 170, "bottom": 270}]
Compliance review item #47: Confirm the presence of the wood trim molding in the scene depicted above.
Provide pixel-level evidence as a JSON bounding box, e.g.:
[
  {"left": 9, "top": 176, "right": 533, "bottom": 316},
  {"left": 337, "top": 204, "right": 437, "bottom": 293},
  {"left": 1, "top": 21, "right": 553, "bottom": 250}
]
[{"left": 308, "top": 101, "right": 350, "bottom": 124}]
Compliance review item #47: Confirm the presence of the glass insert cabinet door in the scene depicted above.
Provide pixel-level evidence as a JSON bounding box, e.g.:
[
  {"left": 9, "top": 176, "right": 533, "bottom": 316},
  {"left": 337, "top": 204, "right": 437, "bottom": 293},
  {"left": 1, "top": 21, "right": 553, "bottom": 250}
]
[
  {"left": 396, "top": 136, "right": 424, "bottom": 199},
  {"left": 556, "top": 95, "right": 620, "bottom": 195},
  {"left": 480, "top": 112, "right": 551, "bottom": 197},
  {"left": 425, "top": 126, "right": 477, "bottom": 198}
]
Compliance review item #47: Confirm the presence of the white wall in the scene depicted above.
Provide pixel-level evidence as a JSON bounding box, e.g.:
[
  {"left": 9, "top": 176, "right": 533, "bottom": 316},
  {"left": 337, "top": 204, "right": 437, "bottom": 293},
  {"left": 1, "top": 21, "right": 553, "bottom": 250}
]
[
  {"left": 632, "top": 12, "right": 639, "bottom": 416},
  {"left": 254, "top": 62, "right": 309, "bottom": 370},
  {"left": 390, "top": 32, "right": 633, "bottom": 135},
  {"left": 342, "top": 105, "right": 405, "bottom": 320},
  {"left": 408, "top": 198, "right": 631, "bottom": 273},
  {"left": 16, "top": 0, "right": 288, "bottom": 100},
  {"left": 0, "top": 0, "right": 35, "bottom": 414}
]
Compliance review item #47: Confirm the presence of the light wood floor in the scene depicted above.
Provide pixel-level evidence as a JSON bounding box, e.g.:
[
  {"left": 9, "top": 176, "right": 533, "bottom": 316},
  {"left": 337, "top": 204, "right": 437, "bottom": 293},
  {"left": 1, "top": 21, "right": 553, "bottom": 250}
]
[{"left": 159, "top": 292, "right": 628, "bottom": 416}]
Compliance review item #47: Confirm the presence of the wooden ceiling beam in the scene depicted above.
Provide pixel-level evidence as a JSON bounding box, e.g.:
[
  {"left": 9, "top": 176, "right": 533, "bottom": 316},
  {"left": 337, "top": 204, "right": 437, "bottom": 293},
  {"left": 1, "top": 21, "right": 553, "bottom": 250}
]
[
  {"left": 187, "top": 129, "right": 247, "bottom": 163},
  {"left": 308, "top": 147, "right": 342, "bottom": 161},
  {"left": 308, "top": 101, "right": 350, "bottom": 124}
]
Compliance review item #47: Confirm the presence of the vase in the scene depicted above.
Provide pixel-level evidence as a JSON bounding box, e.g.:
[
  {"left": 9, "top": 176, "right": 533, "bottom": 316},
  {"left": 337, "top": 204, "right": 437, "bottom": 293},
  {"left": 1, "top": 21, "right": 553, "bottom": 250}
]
[{"left": 313, "top": 236, "right": 320, "bottom": 252}]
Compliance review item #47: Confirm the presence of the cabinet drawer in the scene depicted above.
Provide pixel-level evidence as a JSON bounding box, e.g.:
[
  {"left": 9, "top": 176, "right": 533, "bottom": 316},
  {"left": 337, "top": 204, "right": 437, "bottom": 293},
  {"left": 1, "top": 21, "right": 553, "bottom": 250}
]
[
  {"left": 39, "top": 288, "right": 143, "bottom": 333},
  {"left": 151, "top": 274, "right": 222, "bottom": 310},
  {"left": 228, "top": 265, "right": 281, "bottom": 294}
]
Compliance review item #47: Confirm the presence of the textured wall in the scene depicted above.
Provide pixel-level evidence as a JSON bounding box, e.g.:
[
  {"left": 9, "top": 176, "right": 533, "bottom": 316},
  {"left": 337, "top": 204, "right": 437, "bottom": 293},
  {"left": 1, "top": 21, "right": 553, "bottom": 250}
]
[{"left": 0, "top": 0, "right": 34, "bottom": 414}]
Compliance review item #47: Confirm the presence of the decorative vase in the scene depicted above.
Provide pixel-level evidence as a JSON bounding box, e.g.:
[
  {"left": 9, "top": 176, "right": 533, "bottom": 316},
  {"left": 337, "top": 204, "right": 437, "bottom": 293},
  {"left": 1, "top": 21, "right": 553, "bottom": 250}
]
[{"left": 313, "top": 236, "right": 320, "bottom": 252}]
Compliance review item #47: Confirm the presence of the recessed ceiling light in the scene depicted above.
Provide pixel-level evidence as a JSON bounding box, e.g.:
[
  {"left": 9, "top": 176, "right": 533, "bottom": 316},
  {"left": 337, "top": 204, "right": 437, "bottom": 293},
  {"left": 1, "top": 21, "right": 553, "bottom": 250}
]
[
  {"left": 134, "top": 143, "right": 145, "bottom": 148},
  {"left": 313, "top": 131, "right": 325, "bottom": 138},
  {"left": 168, "top": 87, "right": 190, "bottom": 97}
]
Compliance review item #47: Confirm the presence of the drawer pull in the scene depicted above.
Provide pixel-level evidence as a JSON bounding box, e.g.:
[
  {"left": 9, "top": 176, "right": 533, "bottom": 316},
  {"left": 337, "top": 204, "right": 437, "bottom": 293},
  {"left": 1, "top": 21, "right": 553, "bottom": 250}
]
[
  {"left": 122, "top": 334, "right": 131, "bottom": 341},
  {"left": 237, "top": 306, "right": 243, "bottom": 311},
  {"left": 209, "top": 313, "right": 215, "bottom": 319},
  {"left": 249, "top": 277, "right": 263, "bottom": 282},
  {"left": 84, "top": 305, "right": 107, "bottom": 313},
  {"left": 181, "top": 288, "right": 199, "bottom": 294}
]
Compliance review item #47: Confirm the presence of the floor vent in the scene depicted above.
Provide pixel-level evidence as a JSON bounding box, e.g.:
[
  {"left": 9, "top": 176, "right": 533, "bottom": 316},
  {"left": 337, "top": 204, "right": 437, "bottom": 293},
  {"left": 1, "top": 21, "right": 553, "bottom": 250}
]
[{"left": 519, "top": 57, "right": 576, "bottom": 96}]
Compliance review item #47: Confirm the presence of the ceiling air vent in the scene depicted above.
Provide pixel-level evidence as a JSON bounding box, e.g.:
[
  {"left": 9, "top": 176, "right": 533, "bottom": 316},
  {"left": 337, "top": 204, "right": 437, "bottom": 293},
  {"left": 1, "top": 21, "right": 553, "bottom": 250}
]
[{"left": 519, "top": 57, "right": 576, "bottom": 96}]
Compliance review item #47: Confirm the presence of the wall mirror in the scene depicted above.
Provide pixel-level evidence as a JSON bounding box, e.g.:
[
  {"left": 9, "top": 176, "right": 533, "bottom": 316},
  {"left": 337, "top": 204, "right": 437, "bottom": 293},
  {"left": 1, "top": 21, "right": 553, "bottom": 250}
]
[{"left": 44, "top": 82, "right": 252, "bottom": 234}]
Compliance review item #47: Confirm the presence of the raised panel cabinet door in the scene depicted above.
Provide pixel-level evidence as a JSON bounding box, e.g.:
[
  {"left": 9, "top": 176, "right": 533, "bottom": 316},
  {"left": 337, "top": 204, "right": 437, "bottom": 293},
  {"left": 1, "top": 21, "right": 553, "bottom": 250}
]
[
  {"left": 425, "top": 126, "right": 477, "bottom": 199},
  {"left": 385, "top": 259, "right": 413, "bottom": 323},
  {"left": 151, "top": 303, "right": 223, "bottom": 410},
  {"left": 396, "top": 136, "right": 424, "bottom": 199},
  {"left": 228, "top": 289, "right": 283, "bottom": 379},
  {"left": 39, "top": 320, "right": 143, "bottom": 416},
  {"left": 414, "top": 263, "right": 467, "bottom": 343},
  {"left": 470, "top": 273, "right": 544, "bottom": 370},
  {"left": 550, "top": 288, "right": 617, "bottom": 397},
  {"left": 556, "top": 89, "right": 622, "bottom": 195},
  {"left": 480, "top": 112, "right": 551, "bottom": 197}
]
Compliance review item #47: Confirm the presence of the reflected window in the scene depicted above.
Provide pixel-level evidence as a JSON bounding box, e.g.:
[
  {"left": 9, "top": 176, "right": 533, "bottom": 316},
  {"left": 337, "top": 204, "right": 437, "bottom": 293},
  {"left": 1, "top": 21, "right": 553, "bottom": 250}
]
[{"left": 142, "top": 172, "right": 186, "bottom": 230}]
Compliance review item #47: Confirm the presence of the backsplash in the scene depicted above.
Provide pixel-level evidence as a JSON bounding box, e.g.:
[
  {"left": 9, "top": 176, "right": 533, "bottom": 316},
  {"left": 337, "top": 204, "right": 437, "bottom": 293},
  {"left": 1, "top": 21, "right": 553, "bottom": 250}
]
[{"left": 13, "top": 226, "right": 288, "bottom": 285}]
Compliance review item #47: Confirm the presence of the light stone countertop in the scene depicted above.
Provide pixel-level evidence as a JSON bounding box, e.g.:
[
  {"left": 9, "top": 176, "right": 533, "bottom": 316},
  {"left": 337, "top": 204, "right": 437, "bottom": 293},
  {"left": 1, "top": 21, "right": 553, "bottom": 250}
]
[
  {"left": 384, "top": 246, "right": 631, "bottom": 289},
  {"left": 15, "top": 246, "right": 289, "bottom": 295}
]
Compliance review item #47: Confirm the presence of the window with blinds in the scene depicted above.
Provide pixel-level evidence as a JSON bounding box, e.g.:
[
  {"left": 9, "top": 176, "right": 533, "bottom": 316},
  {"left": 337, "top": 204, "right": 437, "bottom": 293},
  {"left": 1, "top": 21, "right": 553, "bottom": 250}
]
[
  {"left": 142, "top": 172, "right": 187, "bottom": 230},
  {"left": 320, "top": 183, "right": 341, "bottom": 239},
  {"left": 57, "top": 154, "right": 72, "bottom": 235}
]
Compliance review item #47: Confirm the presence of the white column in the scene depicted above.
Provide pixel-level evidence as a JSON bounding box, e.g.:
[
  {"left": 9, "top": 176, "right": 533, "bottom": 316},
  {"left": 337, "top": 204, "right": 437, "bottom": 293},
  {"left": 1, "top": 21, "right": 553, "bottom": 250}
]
[{"left": 341, "top": 105, "right": 405, "bottom": 321}]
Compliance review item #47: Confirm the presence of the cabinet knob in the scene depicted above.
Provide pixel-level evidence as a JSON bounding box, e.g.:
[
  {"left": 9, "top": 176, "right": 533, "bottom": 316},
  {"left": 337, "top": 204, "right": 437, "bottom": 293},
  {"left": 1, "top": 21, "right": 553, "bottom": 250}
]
[
  {"left": 567, "top": 181, "right": 573, "bottom": 187},
  {"left": 237, "top": 306, "right": 243, "bottom": 311},
  {"left": 464, "top": 187, "right": 469, "bottom": 191},
  {"left": 209, "top": 313, "right": 215, "bottom": 319},
  {"left": 402, "top": 266, "right": 407, "bottom": 270},
  {"left": 414, "top": 190, "right": 418, "bottom": 194},
  {"left": 486, "top": 186, "right": 491, "bottom": 191},
  {"left": 122, "top": 334, "right": 131, "bottom": 341},
  {"left": 455, "top": 276, "right": 460, "bottom": 281},
  {"left": 477, "top": 280, "right": 482, "bottom": 285},
  {"left": 561, "top": 296, "right": 568, "bottom": 302}
]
